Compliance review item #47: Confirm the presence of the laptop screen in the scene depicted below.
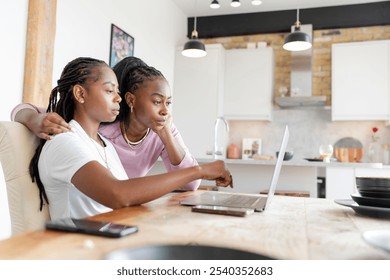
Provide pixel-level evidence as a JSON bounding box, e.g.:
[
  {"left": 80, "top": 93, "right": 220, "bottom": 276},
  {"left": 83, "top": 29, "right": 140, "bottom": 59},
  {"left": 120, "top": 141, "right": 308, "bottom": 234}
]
[
  {"left": 264, "top": 125, "right": 289, "bottom": 209},
  {"left": 179, "top": 125, "right": 290, "bottom": 212}
]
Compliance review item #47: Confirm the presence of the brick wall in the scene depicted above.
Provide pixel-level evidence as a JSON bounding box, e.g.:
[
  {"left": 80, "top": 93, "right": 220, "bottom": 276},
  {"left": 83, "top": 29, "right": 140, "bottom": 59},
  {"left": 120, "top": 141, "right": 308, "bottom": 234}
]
[{"left": 203, "top": 25, "right": 390, "bottom": 106}]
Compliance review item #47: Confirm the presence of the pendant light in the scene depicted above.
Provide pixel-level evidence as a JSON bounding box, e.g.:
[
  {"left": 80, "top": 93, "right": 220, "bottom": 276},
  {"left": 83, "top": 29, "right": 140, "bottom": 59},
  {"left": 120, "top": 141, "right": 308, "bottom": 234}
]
[
  {"left": 182, "top": 0, "right": 207, "bottom": 58},
  {"left": 231, "top": 0, "right": 241, "bottom": 8},
  {"left": 251, "top": 0, "right": 262, "bottom": 5},
  {"left": 283, "top": 9, "right": 312, "bottom": 52},
  {"left": 210, "top": 0, "right": 220, "bottom": 9}
]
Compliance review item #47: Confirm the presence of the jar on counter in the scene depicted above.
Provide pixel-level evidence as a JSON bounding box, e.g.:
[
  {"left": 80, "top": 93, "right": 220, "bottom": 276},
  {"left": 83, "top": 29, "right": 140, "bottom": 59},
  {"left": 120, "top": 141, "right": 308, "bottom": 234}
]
[
  {"left": 227, "top": 144, "right": 240, "bottom": 159},
  {"left": 368, "top": 140, "right": 382, "bottom": 163}
]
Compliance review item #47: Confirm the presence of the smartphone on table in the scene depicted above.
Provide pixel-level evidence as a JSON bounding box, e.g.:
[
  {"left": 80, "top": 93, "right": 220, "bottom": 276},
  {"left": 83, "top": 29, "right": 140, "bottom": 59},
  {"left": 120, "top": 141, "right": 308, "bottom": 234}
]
[
  {"left": 192, "top": 205, "right": 254, "bottom": 217},
  {"left": 46, "top": 218, "right": 138, "bottom": 238}
]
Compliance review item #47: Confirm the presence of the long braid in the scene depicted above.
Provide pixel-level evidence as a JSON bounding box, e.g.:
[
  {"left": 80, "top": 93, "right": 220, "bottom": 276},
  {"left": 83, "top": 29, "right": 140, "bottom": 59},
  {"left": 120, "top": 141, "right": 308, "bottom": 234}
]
[
  {"left": 29, "top": 57, "right": 108, "bottom": 211},
  {"left": 112, "top": 56, "right": 166, "bottom": 123}
]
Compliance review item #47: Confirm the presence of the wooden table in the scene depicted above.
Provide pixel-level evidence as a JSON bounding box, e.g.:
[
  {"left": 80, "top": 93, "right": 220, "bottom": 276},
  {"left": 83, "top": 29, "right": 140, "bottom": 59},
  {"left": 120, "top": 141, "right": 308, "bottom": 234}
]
[{"left": 0, "top": 191, "right": 389, "bottom": 260}]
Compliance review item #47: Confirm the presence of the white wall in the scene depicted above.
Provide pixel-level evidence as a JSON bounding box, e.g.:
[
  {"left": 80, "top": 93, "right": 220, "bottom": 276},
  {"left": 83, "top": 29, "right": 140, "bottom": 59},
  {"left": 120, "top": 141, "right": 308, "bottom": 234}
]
[
  {"left": 0, "top": 0, "right": 28, "bottom": 121},
  {"left": 53, "top": 0, "right": 187, "bottom": 92}
]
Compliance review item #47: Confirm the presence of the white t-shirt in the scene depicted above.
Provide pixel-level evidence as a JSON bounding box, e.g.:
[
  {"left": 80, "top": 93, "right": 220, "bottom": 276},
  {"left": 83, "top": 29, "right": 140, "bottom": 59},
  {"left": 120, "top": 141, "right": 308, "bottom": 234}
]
[{"left": 38, "top": 120, "right": 128, "bottom": 220}]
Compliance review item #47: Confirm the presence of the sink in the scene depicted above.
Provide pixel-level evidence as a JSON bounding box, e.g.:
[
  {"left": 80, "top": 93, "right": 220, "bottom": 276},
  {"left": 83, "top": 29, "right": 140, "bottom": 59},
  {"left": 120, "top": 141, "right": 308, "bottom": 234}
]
[{"left": 104, "top": 244, "right": 273, "bottom": 260}]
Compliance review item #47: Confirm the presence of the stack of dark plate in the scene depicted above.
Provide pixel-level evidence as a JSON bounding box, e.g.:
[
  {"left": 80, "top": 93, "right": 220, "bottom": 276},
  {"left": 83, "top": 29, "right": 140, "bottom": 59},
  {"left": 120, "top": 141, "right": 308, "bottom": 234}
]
[
  {"left": 335, "top": 177, "right": 390, "bottom": 218},
  {"left": 354, "top": 177, "right": 390, "bottom": 205}
]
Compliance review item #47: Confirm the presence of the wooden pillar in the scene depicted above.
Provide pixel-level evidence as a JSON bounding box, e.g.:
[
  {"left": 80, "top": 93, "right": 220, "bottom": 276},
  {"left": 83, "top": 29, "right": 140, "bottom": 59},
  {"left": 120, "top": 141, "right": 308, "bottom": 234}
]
[{"left": 23, "top": 0, "right": 57, "bottom": 107}]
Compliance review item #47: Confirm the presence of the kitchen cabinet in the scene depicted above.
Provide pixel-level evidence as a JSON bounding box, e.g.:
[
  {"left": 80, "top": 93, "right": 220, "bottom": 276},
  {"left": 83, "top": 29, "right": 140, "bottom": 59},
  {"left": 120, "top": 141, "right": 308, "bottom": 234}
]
[
  {"left": 331, "top": 40, "right": 390, "bottom": 121},
  {"left": 326, "top": 167, "right": 356, "bottom": 199},
  {"left": 326, "top": 166, "right": 390, "bottom": 199},
  {"left": 224, "top": 48, "right": 274, "bottom": 120},
  {"left": 172, "top": 44, "right": 225, "bottom": 158}
]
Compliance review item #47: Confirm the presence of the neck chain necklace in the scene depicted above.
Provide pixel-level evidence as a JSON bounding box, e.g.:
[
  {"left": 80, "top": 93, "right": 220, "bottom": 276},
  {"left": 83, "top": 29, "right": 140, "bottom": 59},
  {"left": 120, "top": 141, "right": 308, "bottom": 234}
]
[
  {"left": 121, "top": 121, "right": 150, "bottom": 146},
  {"left": 89, "top": 135, "right": 109, "bottom": 169}
]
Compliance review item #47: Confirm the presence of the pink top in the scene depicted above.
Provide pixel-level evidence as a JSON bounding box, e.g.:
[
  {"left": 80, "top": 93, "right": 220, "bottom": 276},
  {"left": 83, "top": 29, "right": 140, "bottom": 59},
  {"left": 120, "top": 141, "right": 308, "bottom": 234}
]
[{"left": 11, "top": 104, "right": 201, "bottom": 190}]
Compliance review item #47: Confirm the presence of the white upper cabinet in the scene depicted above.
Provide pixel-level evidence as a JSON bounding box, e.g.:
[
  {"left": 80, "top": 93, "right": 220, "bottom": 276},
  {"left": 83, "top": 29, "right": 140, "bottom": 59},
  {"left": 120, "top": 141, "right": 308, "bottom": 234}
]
[
  {"left": 332, "top": 40, "right": 390, "bottom": 121},
  {"left": 224, "top": 48, "right": 274, "bottom": 120},
  {"left": 172, "top": 44, "right": 225, "bottom": 158}
]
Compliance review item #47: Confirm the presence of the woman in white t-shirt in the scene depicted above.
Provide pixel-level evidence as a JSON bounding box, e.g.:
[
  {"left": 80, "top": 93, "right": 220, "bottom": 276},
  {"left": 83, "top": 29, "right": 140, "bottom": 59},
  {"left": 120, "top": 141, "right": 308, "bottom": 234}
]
[{"left": 31, "top": 57, "right": 232, "bottom": 220}]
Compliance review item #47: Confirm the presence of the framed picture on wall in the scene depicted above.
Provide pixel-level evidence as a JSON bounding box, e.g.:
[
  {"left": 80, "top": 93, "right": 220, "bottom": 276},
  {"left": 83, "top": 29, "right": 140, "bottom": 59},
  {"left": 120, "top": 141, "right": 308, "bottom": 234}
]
[{"left": 109, "top": 24, "right": 134, "bottom": 67}]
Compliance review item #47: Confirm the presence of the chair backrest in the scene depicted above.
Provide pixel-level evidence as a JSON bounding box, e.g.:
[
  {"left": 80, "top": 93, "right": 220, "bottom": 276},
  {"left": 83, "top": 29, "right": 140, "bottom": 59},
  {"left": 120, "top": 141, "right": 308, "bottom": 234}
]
[
  {"left": 0, "top": 162, "right": 11, "bottom": 239},
  {"left": 0, "top": 121, "right": 50, "bottom": 235}
]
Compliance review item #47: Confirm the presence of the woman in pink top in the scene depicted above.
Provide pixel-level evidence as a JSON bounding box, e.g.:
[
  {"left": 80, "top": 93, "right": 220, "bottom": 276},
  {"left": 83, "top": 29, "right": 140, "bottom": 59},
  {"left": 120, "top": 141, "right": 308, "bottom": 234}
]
[{"left": 12, "top": 57, "right": 204, "bottom": 190}]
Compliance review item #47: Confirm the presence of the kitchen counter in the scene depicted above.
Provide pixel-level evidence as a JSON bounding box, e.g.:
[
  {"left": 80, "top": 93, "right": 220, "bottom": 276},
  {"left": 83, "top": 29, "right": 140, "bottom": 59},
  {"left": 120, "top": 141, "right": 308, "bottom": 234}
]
[
  {"left": 196, "top": 157, "right": 385, "bottom": 169},
  {"left": 198, "top": 158, "right": 390, "bottom": 198},
  {"left": 0, "top": 192, "right": 389, "bottom": 260},
  {"left": 147, "top": 158, "right": 390, "bottom": 199}
]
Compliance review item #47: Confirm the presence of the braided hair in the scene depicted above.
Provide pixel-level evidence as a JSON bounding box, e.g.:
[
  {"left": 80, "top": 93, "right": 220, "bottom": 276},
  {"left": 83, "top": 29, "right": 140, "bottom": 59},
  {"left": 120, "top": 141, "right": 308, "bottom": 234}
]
[
  {"left": 112, "top": 56, "right": 166, "bottom": 123},
  {"left": 29, "top": 57, "right": 108, "bottom": 211}
]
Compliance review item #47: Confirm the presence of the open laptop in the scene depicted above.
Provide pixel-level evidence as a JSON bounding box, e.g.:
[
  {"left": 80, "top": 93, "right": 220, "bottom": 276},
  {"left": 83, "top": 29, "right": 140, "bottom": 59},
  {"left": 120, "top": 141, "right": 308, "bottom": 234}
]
[{"left": 180, "top": 125, "right": 289, "bottom": 212}]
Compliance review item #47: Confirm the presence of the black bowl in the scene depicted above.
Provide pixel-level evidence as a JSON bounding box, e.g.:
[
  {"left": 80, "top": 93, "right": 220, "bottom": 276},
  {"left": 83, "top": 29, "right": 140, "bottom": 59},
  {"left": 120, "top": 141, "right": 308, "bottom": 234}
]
[
  {"left": 276, "top": 151, "right": 293, "bottom": 161},
  {"left": 356, "top": 177, "right": 390, "bottom": 188},
  {"left": 104, "top": 244, "right": 274, "bottom": 260},
  {"left": 356, "top": 185, "right": 390, "bottom": 192}
]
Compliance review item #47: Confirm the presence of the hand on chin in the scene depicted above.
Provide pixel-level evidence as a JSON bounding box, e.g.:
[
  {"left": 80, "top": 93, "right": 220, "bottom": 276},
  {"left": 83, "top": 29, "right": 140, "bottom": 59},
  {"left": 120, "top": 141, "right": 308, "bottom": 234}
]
[{"left": 152, "top": 122, "right": 170, "bottom": 137}]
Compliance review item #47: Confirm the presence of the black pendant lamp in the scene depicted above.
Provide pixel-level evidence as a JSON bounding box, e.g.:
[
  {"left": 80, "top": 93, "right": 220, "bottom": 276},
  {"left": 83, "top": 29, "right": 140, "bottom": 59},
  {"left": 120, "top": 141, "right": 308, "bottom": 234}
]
[
  {"left": 283, "top": 9, "right": 312, "bottom": 52},
  {"left": 231, "top": 0, "right": 241, "bottom": 7},
  {"left": 210, "top": 0, "right": 220, "bottom": 9},
  {"left": 182, "top": 0, "right": 207, "bottom": 58}
]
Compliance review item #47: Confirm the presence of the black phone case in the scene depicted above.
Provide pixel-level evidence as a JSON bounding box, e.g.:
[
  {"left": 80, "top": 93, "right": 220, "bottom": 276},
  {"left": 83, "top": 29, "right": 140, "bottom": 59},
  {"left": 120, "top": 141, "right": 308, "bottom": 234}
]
[{"left": 46, "top": 218, "right": 138, "bottom": 238}]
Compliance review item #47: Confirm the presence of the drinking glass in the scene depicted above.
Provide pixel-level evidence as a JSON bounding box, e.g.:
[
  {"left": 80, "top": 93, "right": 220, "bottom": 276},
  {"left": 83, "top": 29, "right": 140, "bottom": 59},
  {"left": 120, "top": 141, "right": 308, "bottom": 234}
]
[{"left": 319, "top": 144, "right": 333, "bottom": 163}]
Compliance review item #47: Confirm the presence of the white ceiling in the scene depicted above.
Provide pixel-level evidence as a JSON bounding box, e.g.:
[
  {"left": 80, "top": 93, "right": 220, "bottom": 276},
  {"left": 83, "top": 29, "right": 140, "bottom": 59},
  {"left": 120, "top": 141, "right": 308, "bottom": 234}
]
[{"left": 172, "top": 0, "right": 385, "bottom": 17}]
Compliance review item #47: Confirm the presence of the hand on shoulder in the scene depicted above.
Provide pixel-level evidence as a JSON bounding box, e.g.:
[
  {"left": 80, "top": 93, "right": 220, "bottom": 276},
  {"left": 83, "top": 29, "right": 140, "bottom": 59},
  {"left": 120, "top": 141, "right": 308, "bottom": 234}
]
[{"left": 32, "top": 112, "right": 72, "bottom": 140}]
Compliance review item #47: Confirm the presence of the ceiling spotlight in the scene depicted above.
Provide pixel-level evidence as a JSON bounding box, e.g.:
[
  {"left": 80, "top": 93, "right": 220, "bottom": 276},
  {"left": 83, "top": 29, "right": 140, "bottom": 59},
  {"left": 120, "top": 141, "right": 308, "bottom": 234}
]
[
  {"left": 251, "top": 0, "right": 262, "bottom": 5},
  {"left": 210, "top": 0, "right": 220, "bottom": 9},
  {"left": 283, "top": 9, "right": 312, "bottom": 52},
  {"left": 231, "top": 0, "right": 241, "bottom": 8}
]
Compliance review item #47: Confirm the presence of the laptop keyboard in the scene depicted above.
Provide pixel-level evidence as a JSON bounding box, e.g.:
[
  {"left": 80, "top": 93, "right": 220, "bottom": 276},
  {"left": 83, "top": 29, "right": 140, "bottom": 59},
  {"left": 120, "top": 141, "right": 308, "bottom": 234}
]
[
  {"left": 223, "top": 195, "right": 260, "bottom": 205},
  {"left": 218, "top": 195, "right": 259, "bottom": 207},
  {"left": 184, "top": 192, "right": 266, "bottom": 210}
]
